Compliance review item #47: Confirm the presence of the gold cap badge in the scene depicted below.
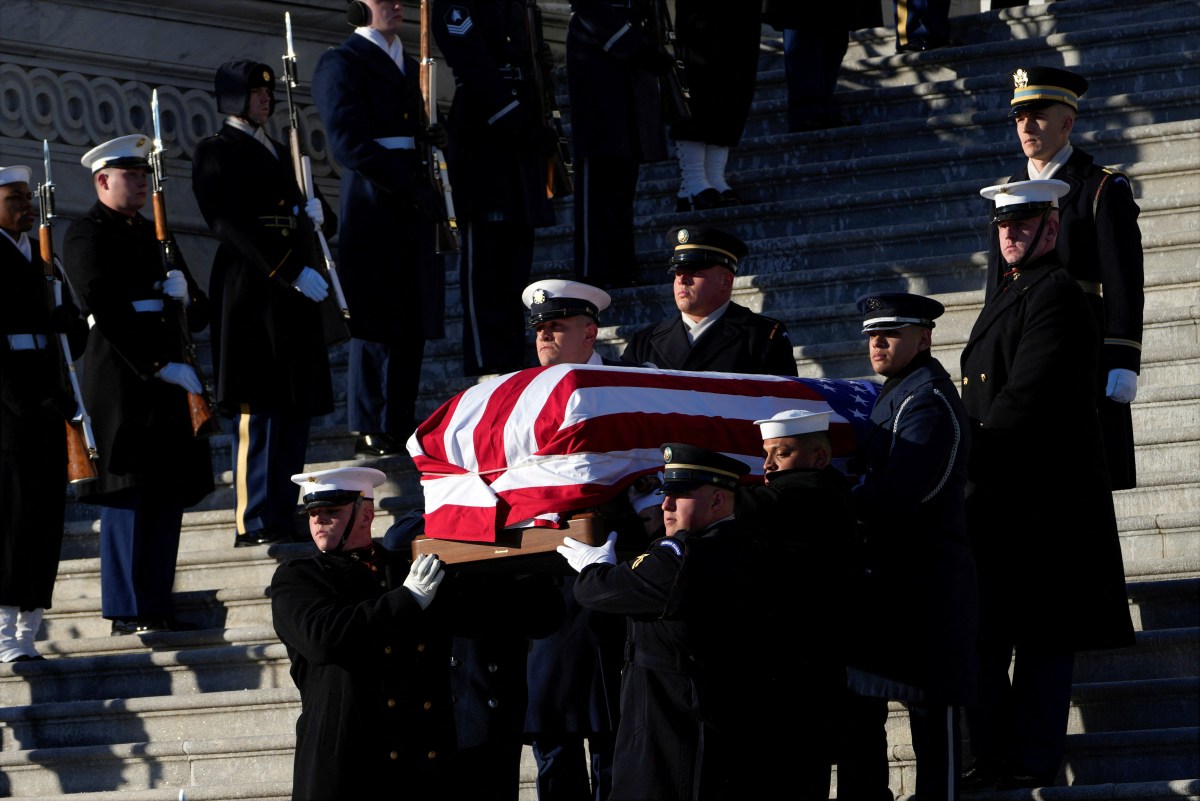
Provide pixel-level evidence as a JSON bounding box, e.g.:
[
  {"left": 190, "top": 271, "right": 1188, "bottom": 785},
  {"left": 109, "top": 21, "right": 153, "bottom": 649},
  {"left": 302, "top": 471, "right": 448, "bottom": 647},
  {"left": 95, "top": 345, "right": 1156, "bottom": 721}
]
[
  {"left": 1012, "top": 69, "right": 1029, "bottom": 89},
  {"left": 676, "top": 229, "right": 689, "bottom": 245}
]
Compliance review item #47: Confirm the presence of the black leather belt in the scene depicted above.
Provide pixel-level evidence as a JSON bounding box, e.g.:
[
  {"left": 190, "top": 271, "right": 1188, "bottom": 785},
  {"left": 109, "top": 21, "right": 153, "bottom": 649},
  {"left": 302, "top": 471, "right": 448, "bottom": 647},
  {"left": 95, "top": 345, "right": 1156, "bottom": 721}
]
[
  {"left": 258, "top": 215, "right": 298, "bottom": 229},
  {"left": 625, "top": 641, "right": 696, "bottom": 675}
]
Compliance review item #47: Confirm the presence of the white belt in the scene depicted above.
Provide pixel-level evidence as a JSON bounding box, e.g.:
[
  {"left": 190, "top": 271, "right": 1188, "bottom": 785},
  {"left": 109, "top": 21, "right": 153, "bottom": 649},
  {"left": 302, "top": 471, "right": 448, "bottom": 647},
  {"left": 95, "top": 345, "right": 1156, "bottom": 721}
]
[
  {"left": 86, "top": 298, "right": 166, "bottom": 329},
  {"left": 375, "top": 136, "right": 416, "bottom": 150},
  {"left": 6, "top": 334, "right": 49, "bottom": 350}
]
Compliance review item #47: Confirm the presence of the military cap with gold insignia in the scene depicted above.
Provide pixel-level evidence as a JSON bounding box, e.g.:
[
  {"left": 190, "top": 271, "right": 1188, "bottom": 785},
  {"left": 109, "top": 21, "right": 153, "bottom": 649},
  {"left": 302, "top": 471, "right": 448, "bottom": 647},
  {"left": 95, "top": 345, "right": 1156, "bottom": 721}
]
[
  {"left": 856, "top": 292, "right": 945, "bottom": 334},
  {"left": 1009, "top": 66, "right": 1089, "bottom": 115},
  {"left": 522, "top": 279, "right": 611, "bottom": 328},
  {"left": 215, "top": 60, "right": 277, "bottom": 117},
  {"left": 291, "top": 466, "right": 386, "bottom": 511},
  {"left": 657, "top": 443, "right": 750, "bottom": 494},
  {"left": 80, "top": 134, "right": 152, "bottom": 173},
  {"left": 980, "top": 178, "right": 1070, "bottom": 224},
  {"left": 667, "top": 225, "right": 748, "bottom": 274}
]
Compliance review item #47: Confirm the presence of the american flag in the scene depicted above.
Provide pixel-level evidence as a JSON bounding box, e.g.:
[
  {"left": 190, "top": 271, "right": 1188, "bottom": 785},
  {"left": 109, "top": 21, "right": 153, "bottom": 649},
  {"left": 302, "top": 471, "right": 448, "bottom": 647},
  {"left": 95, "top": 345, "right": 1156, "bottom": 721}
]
[{"left": 407, "top": 364, "right": 880, "bottom": 542}]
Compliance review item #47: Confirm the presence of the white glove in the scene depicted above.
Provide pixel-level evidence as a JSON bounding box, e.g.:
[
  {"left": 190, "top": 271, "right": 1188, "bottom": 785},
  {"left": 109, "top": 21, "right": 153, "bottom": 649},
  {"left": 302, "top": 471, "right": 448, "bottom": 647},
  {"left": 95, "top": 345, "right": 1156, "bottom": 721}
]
[
  {"left": 162, "top": 270, "right": 191, "bottom": 306},
  {"left": 292, "top": 266, "right": 329, "bottom": 302},
  {"left": 557, "top": 532, "right": 618, "bottom": 573},
  {"left": 156, "top": 362, "right": 203, "bottom": 395},
  {"left": 304, "top": 197, "right": 325, "bottom": 228},
  {"left": 403, "top": 553, "right": 446, "bottom": 610},
  {"left": 1106, "top": 368, "right": 1138, "bottom": 404}
]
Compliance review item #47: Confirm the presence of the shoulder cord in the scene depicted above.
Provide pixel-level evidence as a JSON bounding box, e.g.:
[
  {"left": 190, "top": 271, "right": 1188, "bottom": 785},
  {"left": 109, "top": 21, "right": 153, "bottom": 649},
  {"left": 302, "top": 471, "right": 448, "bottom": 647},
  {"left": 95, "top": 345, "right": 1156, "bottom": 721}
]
[{"left": 890, "top": 389, "right": 962, "bottom": 504}]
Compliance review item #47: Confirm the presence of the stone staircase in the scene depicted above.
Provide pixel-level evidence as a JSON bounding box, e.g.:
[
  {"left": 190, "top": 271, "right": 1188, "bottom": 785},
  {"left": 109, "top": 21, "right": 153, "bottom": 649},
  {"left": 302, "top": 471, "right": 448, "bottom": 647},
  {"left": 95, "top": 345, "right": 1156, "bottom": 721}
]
[{"left": 1, "top": 0, "right": 1198, "bottom": 798}]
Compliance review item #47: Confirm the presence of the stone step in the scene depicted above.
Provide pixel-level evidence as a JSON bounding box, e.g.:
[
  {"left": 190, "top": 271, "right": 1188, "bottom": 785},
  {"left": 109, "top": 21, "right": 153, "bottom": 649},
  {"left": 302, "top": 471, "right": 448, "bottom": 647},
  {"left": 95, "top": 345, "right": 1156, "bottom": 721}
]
[
  {"left": 1069, "top": 677, "right": 1200, "bottom": 734},
  {"left": 1074, "top": 626, "right": 1200, "bottom": 684}
]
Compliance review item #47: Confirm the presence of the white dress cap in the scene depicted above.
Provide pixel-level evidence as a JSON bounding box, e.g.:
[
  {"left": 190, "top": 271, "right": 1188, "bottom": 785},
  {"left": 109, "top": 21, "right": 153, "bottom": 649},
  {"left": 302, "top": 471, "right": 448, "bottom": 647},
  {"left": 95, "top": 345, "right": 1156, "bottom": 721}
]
[
  {"left": 291, "top": 466, "right": 387, "bottom": 508},
  {"left": 80, "top": 134, "right": 152, "bottom": 173},
  {"left": 0, "top": 165, "right": 33, "bottom": 186},
  {"left": 753, "top": 409, "right": 832, "bottom": 440},
  {"left": 980, "top": 178, "right": 1070, "bottom": 222},
  {"left": 522, "top": 279, "right": 612, "bottom": 326}
]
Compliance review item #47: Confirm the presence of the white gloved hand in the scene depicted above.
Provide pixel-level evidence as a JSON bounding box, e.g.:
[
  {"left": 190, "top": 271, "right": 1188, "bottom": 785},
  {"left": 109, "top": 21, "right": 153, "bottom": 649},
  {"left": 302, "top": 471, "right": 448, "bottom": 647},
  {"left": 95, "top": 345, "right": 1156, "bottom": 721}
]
[
  {"left": 1106, "top": 368, "right": 1138, "bottom": 404},
  {"left": 156, "top": 362, "right": 203, "bottom": 395},
  {"left": 292, "top": 266, "right": 329, "bottom": 302},
  {"left": 557, "top": 532, "right": 618, "bottom": 573},
  {"left": 304, "top": 197, "right": 325, "bottom": 228},
  {"left": 403, "top": 553, "right": 446, "bottom": 610},
  {"left": 162, "top": 270, "right": 191, "bottom": 306}
]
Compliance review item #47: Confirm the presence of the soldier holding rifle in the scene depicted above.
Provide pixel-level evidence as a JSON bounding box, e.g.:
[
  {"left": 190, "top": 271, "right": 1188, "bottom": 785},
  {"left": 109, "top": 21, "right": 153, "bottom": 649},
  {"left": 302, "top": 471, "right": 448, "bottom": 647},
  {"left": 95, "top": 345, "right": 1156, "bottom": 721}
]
[
  {"left": 62, "top": 134, "right": 213, "bottom": 636},
  {"left": 313, "top": 0, "right": 448, "bottom": 456},
  {"left": 0, "top": 163, "right": 88, "bottom": 662},
  {"left": 192, "top": 60, "right": 338, "bottom": 548}
]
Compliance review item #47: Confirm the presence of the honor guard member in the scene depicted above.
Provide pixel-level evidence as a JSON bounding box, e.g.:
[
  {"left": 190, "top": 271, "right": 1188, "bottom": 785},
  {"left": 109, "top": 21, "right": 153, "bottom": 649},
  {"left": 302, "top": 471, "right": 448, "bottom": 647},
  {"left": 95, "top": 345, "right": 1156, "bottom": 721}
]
[
  {"left": 63, "top": 135, "right": 214, "bottom": 635},
  {"left": 192, "top": 60, "right": 337, "bottom": 548},
  {"left": 670, "top": 0, "right": 763, "bottom": 210},
  {"left": 734, "top": 410, "right": 857, "bottom": 798},
  {"left": 560, "top": 443, "right": 751, "bottom": 801},
  {"left": 566, "top": 0, "right": 669, "bottom": 289},
  {"left": 985, "top": 66, "right": 1144, "bottom": 490},
  {"left": 523, "top": 278, "right": 618, "bottom": 367},
  {"left": 961, "top": 181, "right": 1133, "bottom": 790},
  {"left": 892, "top": 0, "right": 952, "bottom": 52},
  {"left": 0, "top": 165, "right": 87, "bottom": 661},
  {"left": 846, "top": 292, "right": 978, "bottom": 801},
  {"left": 313, "top": 0, "right": 447, "bottom": 457},
  {"left": 620, "top": 225, "right": 797, "bottom": 376},
  {"left": 432, "top": 0, "right": 558, "bottom": 376}
]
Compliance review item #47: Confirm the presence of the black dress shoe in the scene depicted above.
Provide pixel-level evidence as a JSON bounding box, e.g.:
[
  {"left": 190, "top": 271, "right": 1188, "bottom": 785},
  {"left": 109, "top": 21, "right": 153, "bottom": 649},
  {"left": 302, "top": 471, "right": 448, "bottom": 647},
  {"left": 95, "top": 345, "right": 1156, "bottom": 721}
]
[
  {"left": 354, "top": 433, "right": 402, "bottom": 458},
  {"left": 111, "top": 617, "right": 171, "bottom": 636},
  {"left": 718, "top": 188, "right": 742, "bottom": 207},
  {"left": 960, "top": 759, "right": 1003, "bottom": 792},
  {"left": 8, "top": 654, "right": 46, "bottom": 662},
  {"left": 675, "top": 187, "right": 723, "bottom": 213},
  {"left": 234, "top": 528, "right": 287, "bottom": 548}
]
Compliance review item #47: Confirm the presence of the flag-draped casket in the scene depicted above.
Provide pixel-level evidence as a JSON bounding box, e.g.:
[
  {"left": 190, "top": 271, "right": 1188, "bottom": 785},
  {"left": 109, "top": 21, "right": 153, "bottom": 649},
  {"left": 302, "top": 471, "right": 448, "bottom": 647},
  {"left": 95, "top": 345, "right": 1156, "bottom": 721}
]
[{"left": 407, "top": 364, "right": 880, "bottom": 542}]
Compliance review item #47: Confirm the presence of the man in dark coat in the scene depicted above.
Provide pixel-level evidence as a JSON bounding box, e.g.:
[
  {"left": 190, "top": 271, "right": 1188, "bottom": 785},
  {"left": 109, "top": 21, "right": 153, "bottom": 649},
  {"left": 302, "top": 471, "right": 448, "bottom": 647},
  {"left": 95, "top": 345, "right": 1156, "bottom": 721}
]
[
  {"left": 560, "top": 443, "right": 750, "bottom": 801},
  {"left": 962, "top": 179, "right": 1134, "bottom": 790},
  {"left": 432, "top": 0, "right": 557, "bottom": 376},
  {"left": 734, "top": 409, "right": 856, "bottom": 798},
  {"left": 984, "top": 66, "right": 1143, "bottom": 490},
  {"left": 566, "top": 0, "right": 669, "bottom": 288},
  {"left": 63, "top": 135, "right": 214, "bottom": 635},
  {"left": 192, "top": 60, "right": 337, "bottom": 548},
  {"left": 271, "top": 467, "right": 455, "bottom": 800},
  {"left": 0, "top": 164, "right": 87, "bottom": 662},
  {"left": 670, "top": 0, "right": 762, "bottom": 210},
  {"left": 620, "top": 226, "right": 797, "bottom": 376},
  {"left": 846, "top": 291, "right": 978, "bottom": 801},
  {"left": 313, "top": 0, "right": 447, "bottom": 456}
]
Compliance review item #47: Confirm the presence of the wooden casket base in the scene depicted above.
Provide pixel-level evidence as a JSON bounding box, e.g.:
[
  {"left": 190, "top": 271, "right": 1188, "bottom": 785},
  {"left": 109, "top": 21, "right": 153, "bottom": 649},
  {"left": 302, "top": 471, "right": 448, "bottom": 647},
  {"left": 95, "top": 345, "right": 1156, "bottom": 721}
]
[{"left": 410, "top": 513, "right": 606, "bottom": 569}]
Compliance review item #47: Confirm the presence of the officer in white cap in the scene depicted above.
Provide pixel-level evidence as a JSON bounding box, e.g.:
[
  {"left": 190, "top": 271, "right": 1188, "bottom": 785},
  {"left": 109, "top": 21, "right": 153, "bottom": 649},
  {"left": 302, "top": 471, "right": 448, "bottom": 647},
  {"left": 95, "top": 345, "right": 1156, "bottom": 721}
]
[
  {"left": 0, "top": 163, "right": 87, "bottom": 661},
  {"left": 980, "top": 178, "right": 1070, "bottom": 277},
  {"left": 62, "top": 135, "right": 213, "bottom": 636},
  {"left": 522, "top": 278, "right": 614, "bottom": 367},
  {"left": 733, "top": 409, "right": 856, "bottom": 797},
  {"left": 271, "top": 465, "right": 452, "bottom": 799}
]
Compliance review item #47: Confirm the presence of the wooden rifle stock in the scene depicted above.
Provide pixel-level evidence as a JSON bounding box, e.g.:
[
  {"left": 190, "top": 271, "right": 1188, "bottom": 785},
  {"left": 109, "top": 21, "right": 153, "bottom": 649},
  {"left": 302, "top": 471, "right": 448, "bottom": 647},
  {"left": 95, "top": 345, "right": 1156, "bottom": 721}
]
[{"left": 524, "top": 0, "right": 573, "bottom": 199}]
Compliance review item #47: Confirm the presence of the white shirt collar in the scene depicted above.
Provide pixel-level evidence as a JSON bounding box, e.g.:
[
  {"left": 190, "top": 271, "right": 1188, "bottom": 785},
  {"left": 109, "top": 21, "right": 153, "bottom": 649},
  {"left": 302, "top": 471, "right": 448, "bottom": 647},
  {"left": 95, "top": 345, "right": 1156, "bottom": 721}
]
[
  {"left": 1028, "top": 142, "right": 1073, "bottom": 180},
  {"left": 585, "top": 350, "right": 604, "bottom": 365},
  {"left": 225, "top": 115, "right": 278, "bottom": 159},
  {"left": 682, "top": 300, "right": 731, "bottom": 345},
  {"left": 355, "top": 26, "right": 406, "bottom": 73},
  {"left": 0, "top": 228, "right": 32, "bottom": 262}
]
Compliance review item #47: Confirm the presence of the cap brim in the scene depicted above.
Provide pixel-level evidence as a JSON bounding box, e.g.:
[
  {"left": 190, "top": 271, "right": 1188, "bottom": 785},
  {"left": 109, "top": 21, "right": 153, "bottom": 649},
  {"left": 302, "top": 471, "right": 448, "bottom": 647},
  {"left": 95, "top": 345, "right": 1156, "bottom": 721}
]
[{"left": 657, "top": 479, "right": 706, "bottom": 495}]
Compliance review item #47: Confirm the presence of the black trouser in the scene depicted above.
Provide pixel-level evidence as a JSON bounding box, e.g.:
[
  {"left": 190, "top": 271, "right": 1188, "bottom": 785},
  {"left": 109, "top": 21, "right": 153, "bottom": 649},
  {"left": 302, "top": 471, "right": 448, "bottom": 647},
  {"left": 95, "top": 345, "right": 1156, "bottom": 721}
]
[
  {"left": 573, "top": 155, "right": 640, "bottom": 290},
  {"left": 460, "top": 218, "right": 534, "bottom": 377}
]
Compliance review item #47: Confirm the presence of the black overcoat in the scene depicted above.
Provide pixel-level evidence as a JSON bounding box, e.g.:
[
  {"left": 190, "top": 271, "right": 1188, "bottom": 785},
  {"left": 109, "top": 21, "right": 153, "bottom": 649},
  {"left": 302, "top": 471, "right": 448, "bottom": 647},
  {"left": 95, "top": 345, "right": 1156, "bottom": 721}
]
[
  {"left": 431, "top": 0, "right": 556, "bottom": 227},
  {"left": 191, "top": 124, "right": 335, "bottom": 417},
  {"left": 847, "top": 354, "right": 979, "bottom": 705},
  {"left": 574, "top": 522, "right": 744, "bottom": 801},
  {"left": 0, "top": 236, "right": 84, "bottom": 608},
  {"left": 566, "top": 0, "right": 669, "bottom": 163},
  {"left": 984, "top": 147, "right": 1143, "bottom": 489},
  {"left": 619, "top": 300, "right": 798, "bottom": 376},
  {"left": 312, "top": 34, "right": 446, "bottom": 344},
  {"left": 61, "top": 202, "right": 213, "bottom": 507},
  {"left": 961, "top": 254, "right": 1135, "bottom": 652}
]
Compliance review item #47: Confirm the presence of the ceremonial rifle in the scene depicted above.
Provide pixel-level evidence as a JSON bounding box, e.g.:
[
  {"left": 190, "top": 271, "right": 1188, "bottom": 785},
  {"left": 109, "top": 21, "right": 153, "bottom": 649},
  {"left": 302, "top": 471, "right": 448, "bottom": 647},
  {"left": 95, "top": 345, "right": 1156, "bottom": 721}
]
[
  {"left": 283, "top": 11, "right": 353, "bottom": 318},
  {"left": 149, "top": 89, "right": 219, "bottom": 438},
  {"left": 524, "top": 0, "right": 573, "bottom": 199},
  {"left": 418, "top": 0, "right": 460, "bottom": 253},
  {"left": 651, "top": 0, "right": 692, "bottom": 123},
  {"left": 38, "top": 140, "right": 98, "bottom": 483}
]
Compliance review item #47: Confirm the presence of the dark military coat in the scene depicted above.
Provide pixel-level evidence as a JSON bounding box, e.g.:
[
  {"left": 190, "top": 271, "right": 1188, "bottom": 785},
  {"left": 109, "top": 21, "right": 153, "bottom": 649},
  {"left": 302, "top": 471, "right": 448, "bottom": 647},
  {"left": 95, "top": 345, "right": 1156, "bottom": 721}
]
[
  {"left": 985, "top": 147, "right": 1144, "bottom": 489},
  {"left": 270, "top": 546, "right": 458, "bottom": 801},
  {"left": 431, "top": 0, "right": 556, "bottom": 227},
  {"left": 191, "top": 124, "right": 336, "bottom": 417},
  {"left": 847, "top": 353, "right": 979, "bottom": 705},
  {"left": 62, "top": 202, "right": 213, "bottom": 507},
  {"left": 574, "top": 520, "right": 744, "bottom": 801},
  {"left": 619, "top": 300, "right": 798, "bottom": 376},
  {"left": 0, "top": 235, "right": 84, "bottom": 608},
  {"left": 961, "top": 253, "right": 1135, "bottom": 652},
  {"left": 566, "top": 0, "right": 669, "bottom": 163},
  {"left": 312, "top": 34, "right": 446, "bottom": 344}
]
